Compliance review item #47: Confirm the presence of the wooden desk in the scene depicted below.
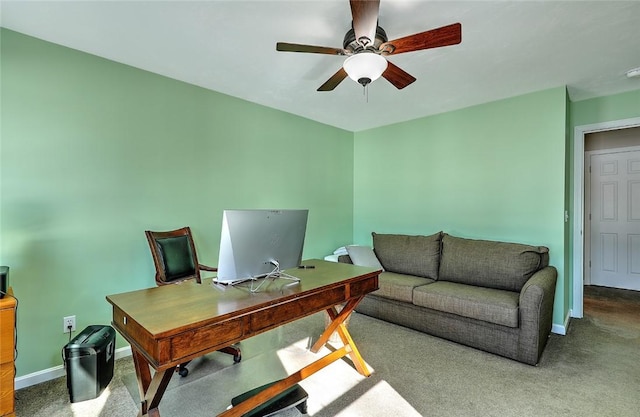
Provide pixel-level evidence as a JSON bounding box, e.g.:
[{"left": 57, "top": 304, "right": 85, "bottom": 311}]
[{"left": 106, "top": 260, "right": 380, "bottom": 417}]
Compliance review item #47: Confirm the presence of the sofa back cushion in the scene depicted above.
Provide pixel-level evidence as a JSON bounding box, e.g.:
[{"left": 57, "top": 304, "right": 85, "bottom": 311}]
[
  {"left": 372, "top": 232, "right": 442, "bottom": 279},
  {"left": 439, "top": 234, "right": 549, "bottom": 292}
]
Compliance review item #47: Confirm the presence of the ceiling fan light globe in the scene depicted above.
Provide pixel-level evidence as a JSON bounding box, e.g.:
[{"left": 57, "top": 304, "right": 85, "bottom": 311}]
[{"left": 343, "top": 53, "right": 388, "bottom": 85}]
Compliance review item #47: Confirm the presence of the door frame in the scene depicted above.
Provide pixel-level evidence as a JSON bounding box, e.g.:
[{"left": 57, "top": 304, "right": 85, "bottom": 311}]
[{"left": 572, "top": 117, "right": 640, "bottom": 318}]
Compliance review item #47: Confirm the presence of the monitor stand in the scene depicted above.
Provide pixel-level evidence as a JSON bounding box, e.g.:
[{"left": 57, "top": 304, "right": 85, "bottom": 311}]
[{"left": 250, "top": 260, "right": 300, "bottom": 293}]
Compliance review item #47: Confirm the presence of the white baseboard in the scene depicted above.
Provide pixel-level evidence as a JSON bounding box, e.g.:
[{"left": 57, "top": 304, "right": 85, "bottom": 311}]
[
  {"left": 551, "top": 311, "right": 571, "bottom": 335},
  {"left": 15, "top": 346, "right": 131, "bottom": 390},
  {"left": 551, "top": 323, "right": 566, "bottom": 335}
]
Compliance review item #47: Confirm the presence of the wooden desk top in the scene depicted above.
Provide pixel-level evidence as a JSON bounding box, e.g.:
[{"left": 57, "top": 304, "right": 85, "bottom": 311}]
[{"left": 106, "top": 260, "right": 380, "bottom": 369}]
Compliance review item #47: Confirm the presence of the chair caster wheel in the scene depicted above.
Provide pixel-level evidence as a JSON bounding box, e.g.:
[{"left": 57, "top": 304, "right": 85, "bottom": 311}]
[
  {"left": 178, "top": 367, "right": 189, "bottom": 377},
  {"left": 233, "top": 354, "right": 242, "bottom": 363}
]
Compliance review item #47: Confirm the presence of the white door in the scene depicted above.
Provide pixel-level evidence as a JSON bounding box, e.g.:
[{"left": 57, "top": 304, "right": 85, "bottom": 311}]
[{"left": 589, "top": 149, "right": 640, "bottom": 290}]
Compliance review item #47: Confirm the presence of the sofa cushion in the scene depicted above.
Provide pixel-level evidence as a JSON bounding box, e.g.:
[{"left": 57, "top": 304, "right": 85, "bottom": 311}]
[
  {"left": 373, "top": 271, "right": 435, "bottom": 303},
  {"left": 413, "top": 281, "right": 520, "bottom": 328},
  {"left": 439, "top": 234, "right": 549, "bottom": 292},
  {"left": 346, "top": 245, "right": 384, "bottom": 270},
  {"left": 372, "top": 232, "right": 442, "bottom": 279}
]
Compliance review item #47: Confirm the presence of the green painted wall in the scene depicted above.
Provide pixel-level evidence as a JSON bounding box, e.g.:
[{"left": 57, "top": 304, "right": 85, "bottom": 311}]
[
  {"left": 352, "top": 88, "right": 568, "bottom": 326},
  {"left": 570, "top": 89, "right": 640, "bottom": 127},
  {"left": 0, "top": 29, "right": 354, "bottom": 377}
]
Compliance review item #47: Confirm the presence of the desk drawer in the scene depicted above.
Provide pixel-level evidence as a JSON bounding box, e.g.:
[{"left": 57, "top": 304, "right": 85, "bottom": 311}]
[
  {"left": 250, "top": 287, "right": 345, "bottom": 333},
  {"left": 349, "top": 275, "right": 379, "bottom": 297},
  {"left": 170, "top": 318, "right": 244, "bottom": 361},
  {"left": 0, "top": 308, "right": 14, "bottom": 364},
  {"left": 0, "top": 362, "right": 14, "bottom": 415}
]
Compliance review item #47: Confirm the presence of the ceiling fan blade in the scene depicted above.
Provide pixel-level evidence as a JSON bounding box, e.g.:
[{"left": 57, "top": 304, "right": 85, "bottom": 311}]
[
  {"left": 350, "top": 0, "right": 380, "bottom": 47},
  {"left": 276, "top": 42, "right": 346, "bottom": 55},
  {"left": 380, "top": 22, "right": 462, "bottom": 55},
  {"left": 318, "top": 68, "right": 348, "bottom": 91},
  {"left": 382, "top": 61, "right": 416, "bottom": 89}
]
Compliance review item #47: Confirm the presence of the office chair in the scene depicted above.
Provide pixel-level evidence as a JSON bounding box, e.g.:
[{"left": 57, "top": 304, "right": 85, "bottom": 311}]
[{"left": 145, "top": 227, "right": 241, "bottom": 377}]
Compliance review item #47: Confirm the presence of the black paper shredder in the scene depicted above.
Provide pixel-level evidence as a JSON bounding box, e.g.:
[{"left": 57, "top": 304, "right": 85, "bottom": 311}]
[{"left": 63, "top": 325, "right": 116, "bottom": 403}]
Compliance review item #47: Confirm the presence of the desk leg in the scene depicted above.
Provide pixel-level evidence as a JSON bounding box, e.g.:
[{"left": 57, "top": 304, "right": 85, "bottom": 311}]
[
  {"left": 310, "top": 296, "right": 371, "bottom": 377},
  {"left": 132, "top": 349, "right": 174, "bottom": 417},
  {"left": 219, "top": 297, "right": 372, "bottom": 417}
]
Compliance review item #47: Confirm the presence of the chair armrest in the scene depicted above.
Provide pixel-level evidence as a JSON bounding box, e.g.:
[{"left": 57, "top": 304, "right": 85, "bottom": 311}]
[
  {"left": 199, "top": 264, "right": 218, "bottom": 272},
  {"left": 517, "top": 266, "right": 557, "bottom": 364}
]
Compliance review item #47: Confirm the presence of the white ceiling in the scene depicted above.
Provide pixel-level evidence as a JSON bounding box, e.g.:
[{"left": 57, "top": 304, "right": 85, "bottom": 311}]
[{"left": 2, "top": 1, "right": 640, "bottom": 132}]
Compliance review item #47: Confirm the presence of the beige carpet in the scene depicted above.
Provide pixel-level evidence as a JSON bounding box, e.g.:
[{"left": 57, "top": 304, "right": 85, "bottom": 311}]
[{"left": 15, "top": 286, "right": 640, "bottom": 416}]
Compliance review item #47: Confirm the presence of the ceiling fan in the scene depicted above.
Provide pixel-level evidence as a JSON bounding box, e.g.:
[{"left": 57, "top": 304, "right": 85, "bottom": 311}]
[{"left": 276, "top": 0, "right": 462, "bottom": 91}]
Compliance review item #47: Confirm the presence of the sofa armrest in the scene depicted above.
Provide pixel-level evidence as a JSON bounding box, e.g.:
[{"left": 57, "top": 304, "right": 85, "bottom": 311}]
[
  {"left": 517, "top": 266, "right": 557, "bottom": 364},
  {"left": 337, "top": 254, "right": 353, "bottom": 264}
]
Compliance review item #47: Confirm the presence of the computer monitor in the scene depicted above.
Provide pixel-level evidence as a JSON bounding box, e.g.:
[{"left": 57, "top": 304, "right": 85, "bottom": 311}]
[{"left": 215, "top": 209, "right": 309, "bottom": 285}]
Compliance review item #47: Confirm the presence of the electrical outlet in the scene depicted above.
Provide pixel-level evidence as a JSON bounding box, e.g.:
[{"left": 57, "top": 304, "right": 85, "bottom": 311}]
[{"left": 63, "top": 315, "right": 76, "bottom": 333}]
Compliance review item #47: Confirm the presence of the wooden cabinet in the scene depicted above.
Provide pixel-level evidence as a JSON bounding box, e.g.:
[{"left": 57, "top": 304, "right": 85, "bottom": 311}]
[{"left": 0, "top": 289, "right": 16, "bottom": 417}]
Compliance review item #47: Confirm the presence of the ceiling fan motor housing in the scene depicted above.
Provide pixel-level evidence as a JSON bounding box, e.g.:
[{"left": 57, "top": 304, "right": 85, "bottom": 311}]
[{"left": 343, "top": 24, "right": 388, "bottom": 54}]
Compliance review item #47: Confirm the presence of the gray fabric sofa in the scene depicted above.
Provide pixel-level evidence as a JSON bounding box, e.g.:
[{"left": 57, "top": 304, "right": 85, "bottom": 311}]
[{"left": 339, "top": 232, "right": 557, "bottom": 365}]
